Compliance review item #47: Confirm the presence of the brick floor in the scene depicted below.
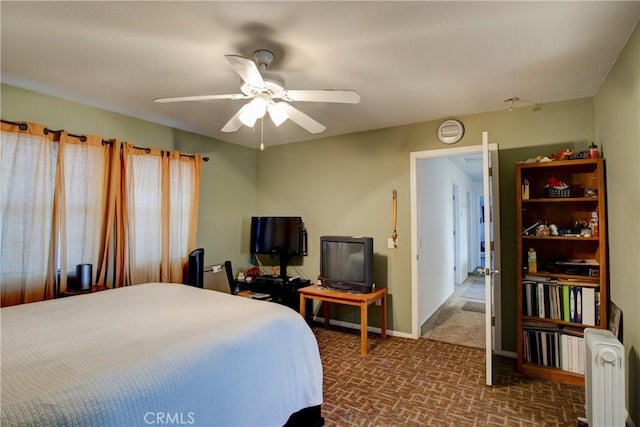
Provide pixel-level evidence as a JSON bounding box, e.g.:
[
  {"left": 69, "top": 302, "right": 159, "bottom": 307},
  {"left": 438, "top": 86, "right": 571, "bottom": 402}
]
[{"left": 314, "top": 327, "right": 585, "bottom": 426}]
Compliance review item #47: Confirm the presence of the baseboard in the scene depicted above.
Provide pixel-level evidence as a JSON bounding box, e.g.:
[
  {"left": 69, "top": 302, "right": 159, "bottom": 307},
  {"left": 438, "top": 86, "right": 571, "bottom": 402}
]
[
  {"left": 494, "top": 349, "right": 517, "bottom": 358},
  {"left": 313, "top": 316, "right": 414, "bottom": 339},
  {"left": 313, "top": 316, "right": 521, "bottom": 355}
]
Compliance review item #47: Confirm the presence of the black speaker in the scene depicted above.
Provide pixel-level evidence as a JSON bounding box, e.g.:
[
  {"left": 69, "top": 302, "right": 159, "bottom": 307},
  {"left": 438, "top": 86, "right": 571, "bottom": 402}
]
[
  {"left": 76, "top": 264, "right": 93, "bottom": 290},
  {"left": 187, "top": 248, "right": 204, "bottom": 287}
]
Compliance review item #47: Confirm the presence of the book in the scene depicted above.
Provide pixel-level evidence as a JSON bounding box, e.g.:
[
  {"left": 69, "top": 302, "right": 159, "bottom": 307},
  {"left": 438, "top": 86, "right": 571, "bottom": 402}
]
[
  {"left": 537, "top": 283, "right": 545, "bottom": 318},
  {"left": 249, "top": 292, "right": 271, "bottom": 300},
  {"left": 562, "top": 285, "right": 571, "bottom": 322},
  {"left": 549, "top": 286, "right": 557, "bottom": 319},
  {"left": 578, "top": 337, "right": 585, "bottom": 375},
  {"left": 561, "top": 334, "right": 568, "bottom": 371},
  {"left": 575, "top": 287, "right": 582, "bottom": 324},
  {"left": 571, "top": 335, "right": 580, "bottom": 373},
  {"left": 524, "top": 282, "right": 533, "bottom": 316},
  {"left": 524, "top": 275, "right": 558, "bottom": 283},
  {"left": 569, "top": 287, "right": 577, "bottom": 323},
  {"left": 582, "top": 287, "right": 595, "bottom": 326}
]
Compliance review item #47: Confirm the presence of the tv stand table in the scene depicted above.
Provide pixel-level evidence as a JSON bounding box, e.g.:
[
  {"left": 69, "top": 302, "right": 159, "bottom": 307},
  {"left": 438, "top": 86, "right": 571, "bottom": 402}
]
[{"left": 298, "top": 285, "right": 387, "bottom": 355}]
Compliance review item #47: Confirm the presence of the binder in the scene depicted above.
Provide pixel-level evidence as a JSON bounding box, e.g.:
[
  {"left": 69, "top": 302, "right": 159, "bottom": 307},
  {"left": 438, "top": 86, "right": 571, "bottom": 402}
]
[
  {"left": 575, "top": 287, "right": 582, "bottom": 324},
  {"left": 582, "top": 287, "right": 595, "bottom": 326},
  {"left": 562, "top": 285, "right": 571, "bottom": 321},
  {"left": 537, "top": 283, "right": 545, "bottom": 318}
]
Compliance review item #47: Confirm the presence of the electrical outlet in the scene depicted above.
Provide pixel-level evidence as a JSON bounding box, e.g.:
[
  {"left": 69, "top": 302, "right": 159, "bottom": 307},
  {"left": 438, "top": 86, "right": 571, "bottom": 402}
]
[{"left": 387, "top": 237, "right": 395, "bottom": 249}]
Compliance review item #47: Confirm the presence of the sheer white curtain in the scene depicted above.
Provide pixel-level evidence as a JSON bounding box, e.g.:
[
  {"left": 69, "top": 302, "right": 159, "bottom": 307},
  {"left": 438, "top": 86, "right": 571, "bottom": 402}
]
[
  {"left": 55, "top": 132, "right": 113, "bottom": 292},
  {"left": 163, "top": 152, "right": 201, "bottom": 283},
  {"left": 120, "top": 144, "right": 164, "bottom": 286},
  {"left": 1, "top": 122, "right": 58, "bottom": 306}
]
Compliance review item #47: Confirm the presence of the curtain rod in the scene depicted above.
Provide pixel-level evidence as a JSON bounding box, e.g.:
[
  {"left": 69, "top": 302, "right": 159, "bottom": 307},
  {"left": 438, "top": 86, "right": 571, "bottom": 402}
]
[
  {"left": 2, "top": 120, "right": 208, "bottom": 162},
  {"left": 181, "top": 153, "right": 210, "bottom": 162},
  {"left": 43, "top": 127, "right": 87, "bottom": 142},
  {"left": 1, "top": 119, "right": 28, "bottom": 131},
  {"left": 129, "top": 144, "right": 209, "bottom": 162},
  {"left": 1, "top": 121, "right": 88, "bottom": 142}
]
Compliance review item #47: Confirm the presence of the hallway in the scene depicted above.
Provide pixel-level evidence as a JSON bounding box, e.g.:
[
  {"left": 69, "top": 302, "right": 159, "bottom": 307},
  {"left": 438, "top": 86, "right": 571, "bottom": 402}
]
[{"left": 421, "top": 274, "right": 485, "bottom": 349}]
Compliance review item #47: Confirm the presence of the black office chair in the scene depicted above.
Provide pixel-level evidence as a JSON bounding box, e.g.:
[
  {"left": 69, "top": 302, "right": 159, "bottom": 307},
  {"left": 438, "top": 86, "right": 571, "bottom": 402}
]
[
  {"left": 187, "top": 248, "right": 205, "bottom": 287},
  {"left": 203, "top": 260, "right": 236, "bottom": 295}
]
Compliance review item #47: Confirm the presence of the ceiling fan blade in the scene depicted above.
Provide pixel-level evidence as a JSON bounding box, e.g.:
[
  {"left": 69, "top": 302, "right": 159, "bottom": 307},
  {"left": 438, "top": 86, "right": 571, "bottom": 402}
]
[
  {"left": 221, "top": 103, "right": 253, "bottom": 132},
  {"left": 283, "top": 89, "right": 361, "bottom": 104},
  {"left": 225, "top": 55, "right": 265, "bottom": 89},
  {"left": 280, "top": 103, "right": 326, "bottom": 134},
  {"left": 154, "top": 94, "right": 246, "bottom": 103}
]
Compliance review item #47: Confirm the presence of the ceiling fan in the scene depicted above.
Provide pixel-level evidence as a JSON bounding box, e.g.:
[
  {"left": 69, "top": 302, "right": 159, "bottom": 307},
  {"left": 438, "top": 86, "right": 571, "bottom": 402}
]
[{"left": 154, "top": 50, "right": 361, "bottom": 134}]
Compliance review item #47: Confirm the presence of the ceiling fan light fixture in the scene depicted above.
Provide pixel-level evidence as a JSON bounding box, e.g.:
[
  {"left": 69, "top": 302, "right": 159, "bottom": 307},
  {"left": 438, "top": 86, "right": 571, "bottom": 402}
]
[
  {"left": 268, "top": 102, "right": 288, "bottom": 127},
  {"left": 239, "top": 94, "right": 270, "bottom": 127},
  {"left": 239, "top": 108, "right": 258, "bottom": 127}
]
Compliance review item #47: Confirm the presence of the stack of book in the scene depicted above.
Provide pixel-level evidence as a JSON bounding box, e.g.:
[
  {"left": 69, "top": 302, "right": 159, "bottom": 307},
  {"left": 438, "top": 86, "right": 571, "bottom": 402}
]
[
  {"left": 522, "top": 323, "right": 586, "bottom": 373},
  {"left": 522, "top": 322, "right": 561, "bottom": 368},
  {"left": 559, "top": 327, "right": 585, "bottom": 374},
  {"left": 522, "top": 275, "right": 600, "bottom": 326}
]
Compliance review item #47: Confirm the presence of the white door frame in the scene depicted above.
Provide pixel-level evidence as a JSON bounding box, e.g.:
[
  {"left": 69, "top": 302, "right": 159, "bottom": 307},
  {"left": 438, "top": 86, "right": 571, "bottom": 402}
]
[
  {"left": 452, "top": 182, "right": 460, "bottom": 285},
  {"left": 409, "top": 144, "right": 502, "bottom": 354}
]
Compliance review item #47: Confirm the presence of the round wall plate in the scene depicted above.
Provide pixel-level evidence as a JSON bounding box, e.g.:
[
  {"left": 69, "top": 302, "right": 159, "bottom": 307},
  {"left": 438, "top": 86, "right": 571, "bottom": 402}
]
[{"left": 437, "top": 119, "right": 465, "bottom": 144}]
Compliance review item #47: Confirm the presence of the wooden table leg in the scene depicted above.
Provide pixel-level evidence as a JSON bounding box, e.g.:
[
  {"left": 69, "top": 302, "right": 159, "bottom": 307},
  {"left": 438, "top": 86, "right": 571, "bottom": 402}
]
[
  {"left": 381, "top": 292, "right": 387, "bottom": 340},
  {"left": 324, "top": 302, "right": 330, "bottom": 328},
  {"left": 299, "top": 294, "right": 306, "bottom": 319},
  {"left": 360, "top": 301, "right": 368, "bottom": 355}
]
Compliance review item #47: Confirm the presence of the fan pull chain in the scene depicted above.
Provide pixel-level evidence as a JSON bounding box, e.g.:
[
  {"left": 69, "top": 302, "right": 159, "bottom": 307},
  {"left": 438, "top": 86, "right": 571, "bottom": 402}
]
[{"left": 260, "top": 118, "right": 265, "bottom": 151}]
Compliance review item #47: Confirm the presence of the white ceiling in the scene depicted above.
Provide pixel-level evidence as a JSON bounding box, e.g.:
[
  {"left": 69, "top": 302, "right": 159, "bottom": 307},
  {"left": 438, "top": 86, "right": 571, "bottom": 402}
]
[{"left": 2, "top": 2, "right": 639, "bottom": 148}]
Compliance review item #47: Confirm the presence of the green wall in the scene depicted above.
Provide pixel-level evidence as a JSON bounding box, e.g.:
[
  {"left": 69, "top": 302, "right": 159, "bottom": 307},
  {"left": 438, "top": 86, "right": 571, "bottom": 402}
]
[
  {"left": 255, "top": 97, "right": 595, "bottom": 340},
  {"left": 0, "top": 84, "right": 257, "bottom": 272},
  {"left": 594, "top": 21, "right": 640, "bottom": 424},
  {"left": 2, "top": 84, "right": 598, "bottom": 349}
]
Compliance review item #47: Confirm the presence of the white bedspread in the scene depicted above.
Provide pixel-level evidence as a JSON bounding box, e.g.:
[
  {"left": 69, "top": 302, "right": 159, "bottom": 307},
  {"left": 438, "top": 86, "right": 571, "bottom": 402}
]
[{"left": 1, "top": 283, "right": 323, "bottom": 426}]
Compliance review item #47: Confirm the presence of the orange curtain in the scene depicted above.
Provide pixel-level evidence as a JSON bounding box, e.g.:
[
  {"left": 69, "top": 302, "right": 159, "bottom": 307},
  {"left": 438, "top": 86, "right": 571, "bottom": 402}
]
[
  {"left": 0, "top": 122, "right": 58, "bottom": 306},
  {"left": 97, "top": 139, "right": 121, "bottom": 286}
]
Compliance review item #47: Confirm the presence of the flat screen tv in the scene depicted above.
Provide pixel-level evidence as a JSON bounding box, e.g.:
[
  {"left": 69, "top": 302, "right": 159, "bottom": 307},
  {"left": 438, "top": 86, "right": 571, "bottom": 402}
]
[
  {"left": 250, "top": 216, "right": 306, "bottom": 256},
  {"left": 320, "top": 236, "right": 374, "bottom": 293}
]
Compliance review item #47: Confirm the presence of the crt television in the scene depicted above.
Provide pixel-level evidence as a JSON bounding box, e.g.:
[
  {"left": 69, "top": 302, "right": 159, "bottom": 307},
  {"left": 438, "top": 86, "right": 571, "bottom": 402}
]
[
  {"left": 250, "top": 216, "right": 306, "bottom": 256},
  {"left": 320, "top": 236, "right": 374, "bottom": 293}
]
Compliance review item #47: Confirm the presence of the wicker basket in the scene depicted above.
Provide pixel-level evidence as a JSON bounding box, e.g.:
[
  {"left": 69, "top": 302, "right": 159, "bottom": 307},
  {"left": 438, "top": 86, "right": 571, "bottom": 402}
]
[{"left": 545, "top": 186, "right": 571, "bottom": 198}]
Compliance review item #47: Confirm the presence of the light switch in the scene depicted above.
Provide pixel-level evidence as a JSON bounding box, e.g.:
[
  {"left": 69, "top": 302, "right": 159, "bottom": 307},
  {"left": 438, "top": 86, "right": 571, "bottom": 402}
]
[{"left": 387, "top": 237, "right": 396, "bottom": 249}]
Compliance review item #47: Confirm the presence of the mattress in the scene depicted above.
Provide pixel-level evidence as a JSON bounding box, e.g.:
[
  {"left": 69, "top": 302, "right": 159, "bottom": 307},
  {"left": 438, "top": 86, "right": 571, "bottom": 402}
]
[{"left": 0, "top": 283, "right": 323, "bottom": 426}]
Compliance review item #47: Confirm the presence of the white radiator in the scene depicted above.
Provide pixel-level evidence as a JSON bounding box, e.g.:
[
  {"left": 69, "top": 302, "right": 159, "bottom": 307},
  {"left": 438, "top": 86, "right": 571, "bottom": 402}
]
[{"left": 585, "top": 328, "right": 625, "bottom": 427}]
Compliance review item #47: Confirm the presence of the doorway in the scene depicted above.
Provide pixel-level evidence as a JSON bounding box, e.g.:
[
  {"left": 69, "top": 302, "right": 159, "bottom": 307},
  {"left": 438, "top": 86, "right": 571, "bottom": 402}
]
[{"left": 409, "top": 144, "right": 502, "bottom": 352}]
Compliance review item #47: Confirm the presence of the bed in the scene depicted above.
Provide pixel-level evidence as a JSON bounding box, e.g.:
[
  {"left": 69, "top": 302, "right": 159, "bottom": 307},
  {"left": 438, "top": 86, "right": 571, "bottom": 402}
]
[{"left": 0, "top": 283, "right": 323, "bottom": 426}]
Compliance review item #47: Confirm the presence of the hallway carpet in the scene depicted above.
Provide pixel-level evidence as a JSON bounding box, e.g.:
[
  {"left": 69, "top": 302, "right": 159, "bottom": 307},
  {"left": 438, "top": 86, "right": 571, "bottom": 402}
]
[
  {"left": 421, "top": 277, "right": 485, "bottom": 349},
  {"left": 314, "top": 327, "right": 585, "bottom": 426}
]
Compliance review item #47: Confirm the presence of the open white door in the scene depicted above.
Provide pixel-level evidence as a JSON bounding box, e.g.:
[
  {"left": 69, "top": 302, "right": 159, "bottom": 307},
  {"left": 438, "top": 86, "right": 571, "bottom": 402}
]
[{"left": 482, "top": 131, "right": 499, "bottom": 386}]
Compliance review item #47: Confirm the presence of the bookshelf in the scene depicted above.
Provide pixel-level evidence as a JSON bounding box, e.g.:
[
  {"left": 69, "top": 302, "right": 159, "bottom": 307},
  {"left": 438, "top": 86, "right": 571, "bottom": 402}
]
[{"left": 516, "top": 158, "right": 607, "bottom": 386}]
